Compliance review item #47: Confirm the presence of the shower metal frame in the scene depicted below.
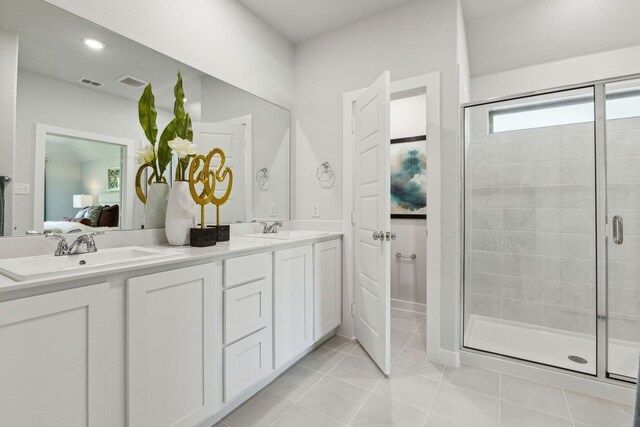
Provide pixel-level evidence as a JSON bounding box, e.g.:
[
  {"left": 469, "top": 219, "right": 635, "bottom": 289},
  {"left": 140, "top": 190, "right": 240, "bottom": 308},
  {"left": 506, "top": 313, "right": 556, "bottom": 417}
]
[{"left": 459, "top": 72, "right": 640, "bottom": 387}]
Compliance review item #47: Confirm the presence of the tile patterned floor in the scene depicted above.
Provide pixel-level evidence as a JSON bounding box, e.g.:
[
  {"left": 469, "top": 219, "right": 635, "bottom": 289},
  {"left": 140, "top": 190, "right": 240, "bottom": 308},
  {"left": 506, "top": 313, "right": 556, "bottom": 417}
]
[{"left": 220, "top": 309, "right": 634, "bottom": 427}]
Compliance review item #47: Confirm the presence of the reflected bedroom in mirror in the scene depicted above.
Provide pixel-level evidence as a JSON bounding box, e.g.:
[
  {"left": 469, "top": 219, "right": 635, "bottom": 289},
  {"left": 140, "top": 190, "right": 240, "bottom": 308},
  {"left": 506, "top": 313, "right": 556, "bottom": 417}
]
[{"left": 0, "top": 0, "right": 291, "bottom": 237}]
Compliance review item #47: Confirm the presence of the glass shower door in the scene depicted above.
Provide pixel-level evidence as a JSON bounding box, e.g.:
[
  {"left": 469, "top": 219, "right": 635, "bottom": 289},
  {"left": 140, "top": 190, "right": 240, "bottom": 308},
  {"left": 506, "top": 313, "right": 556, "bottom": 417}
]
[
  {"left": 605, "top": 79, "right": 640, "bottom": 380},
  {"left": 463, "top": 88, "right": 598, "bottom": 374}
]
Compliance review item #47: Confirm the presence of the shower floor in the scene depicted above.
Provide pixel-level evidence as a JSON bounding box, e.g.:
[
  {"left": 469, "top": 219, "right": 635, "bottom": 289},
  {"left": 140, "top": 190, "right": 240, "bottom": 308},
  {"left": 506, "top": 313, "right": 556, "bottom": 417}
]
[{"left": 465, "top": 315, "right": 639, "bottom": 379}]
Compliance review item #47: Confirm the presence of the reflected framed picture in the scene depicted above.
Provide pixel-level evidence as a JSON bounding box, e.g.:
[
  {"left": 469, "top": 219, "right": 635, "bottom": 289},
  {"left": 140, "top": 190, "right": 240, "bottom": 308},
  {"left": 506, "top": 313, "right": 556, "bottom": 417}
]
[
  {"left": 107, "top": 166, "right": 121, "bottom": 192},
  {"left": 390, "top": 136, "right": 427, "bottom": 219}
]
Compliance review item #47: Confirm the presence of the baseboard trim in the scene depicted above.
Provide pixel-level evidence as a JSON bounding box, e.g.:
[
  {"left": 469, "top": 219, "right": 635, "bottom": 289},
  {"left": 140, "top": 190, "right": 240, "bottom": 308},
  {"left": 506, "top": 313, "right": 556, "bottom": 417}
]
[{"left": 391, "top": 298, "right": 426, "bottom": 313}]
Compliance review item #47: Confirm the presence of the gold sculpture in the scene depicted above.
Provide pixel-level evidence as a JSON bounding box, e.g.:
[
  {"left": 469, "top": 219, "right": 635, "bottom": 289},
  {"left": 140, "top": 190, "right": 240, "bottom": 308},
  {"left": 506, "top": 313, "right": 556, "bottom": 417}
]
[
  {"left": 135, "top": 164, "right": 167, "bottom": 204},
  {"left": 188, "top": 148, "right": 233, "bottom": 228}
]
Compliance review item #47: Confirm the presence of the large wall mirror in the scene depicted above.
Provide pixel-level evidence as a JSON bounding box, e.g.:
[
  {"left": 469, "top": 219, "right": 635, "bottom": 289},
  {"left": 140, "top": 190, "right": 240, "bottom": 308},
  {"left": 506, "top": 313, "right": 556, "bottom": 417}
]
[{"left": 0, "top": 0, "right": 291, "bottom": 237}]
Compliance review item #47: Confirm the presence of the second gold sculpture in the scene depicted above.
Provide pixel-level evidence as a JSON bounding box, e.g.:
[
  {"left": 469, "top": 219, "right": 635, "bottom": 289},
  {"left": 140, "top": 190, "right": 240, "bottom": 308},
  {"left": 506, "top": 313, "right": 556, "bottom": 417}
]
[{"left": 188, "top": 148, "right": 233, "bottom": 245}]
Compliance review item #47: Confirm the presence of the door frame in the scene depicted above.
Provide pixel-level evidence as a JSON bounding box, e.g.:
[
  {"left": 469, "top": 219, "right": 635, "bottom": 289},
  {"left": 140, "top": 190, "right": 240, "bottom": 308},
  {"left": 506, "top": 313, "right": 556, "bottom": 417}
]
[
  {"left": 341, "top": 72, "right": 445, "bottom": 363},
  {"left": 34, "top": 124, "right": 135, "bottom": 231}
]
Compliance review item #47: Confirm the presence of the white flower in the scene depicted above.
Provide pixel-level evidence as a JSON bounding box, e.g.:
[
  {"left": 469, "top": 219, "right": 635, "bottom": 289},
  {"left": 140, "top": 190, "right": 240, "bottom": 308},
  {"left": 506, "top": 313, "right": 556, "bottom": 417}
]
[
  {"left": 136, "top": 144, "right": 156, "bottom": 165},
  {"left": 168, "top": 137, "right": 197, "bottom": 159}
]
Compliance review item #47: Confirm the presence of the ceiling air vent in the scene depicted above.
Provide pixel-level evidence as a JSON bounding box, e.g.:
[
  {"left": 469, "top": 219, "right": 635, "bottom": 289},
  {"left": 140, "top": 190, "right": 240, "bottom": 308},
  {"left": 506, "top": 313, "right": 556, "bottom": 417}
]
[
  {"left": 77, "top": 77, "right": 103, "bottom": 87},
  {"left": 116, "top": 75, "right": 148, "bottom": 88}
]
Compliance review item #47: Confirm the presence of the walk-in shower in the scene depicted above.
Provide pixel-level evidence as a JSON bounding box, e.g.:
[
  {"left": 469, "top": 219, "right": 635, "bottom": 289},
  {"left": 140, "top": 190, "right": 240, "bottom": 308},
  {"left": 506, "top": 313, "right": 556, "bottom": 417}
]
[{"left": 462, "top": 76, "right": 640, "bottom": 384}]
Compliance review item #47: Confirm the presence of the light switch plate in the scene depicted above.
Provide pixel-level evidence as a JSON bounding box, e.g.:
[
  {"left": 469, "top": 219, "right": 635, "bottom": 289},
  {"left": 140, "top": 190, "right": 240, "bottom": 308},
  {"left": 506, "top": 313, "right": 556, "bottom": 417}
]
[
  {"left": 312, "top": 203, "right": 320, "bottom": 218},
  {"left": 14, "top": 183, "right": 30, "bottom": 195},
  {"left": 270, "top": 203, "right": 277, "bottom": 217}
]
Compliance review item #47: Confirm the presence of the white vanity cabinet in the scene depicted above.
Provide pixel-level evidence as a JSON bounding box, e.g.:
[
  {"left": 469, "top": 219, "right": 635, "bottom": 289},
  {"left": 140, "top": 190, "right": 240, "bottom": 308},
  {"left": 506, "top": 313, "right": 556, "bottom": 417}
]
[
  {"left": 274, "top": 245, "right": 314, "bottom": 368},
  {"left": 314, "top": 239, "right": 343, "bottom": 339},
  {"left": 222, "top": 252, "right": 273, "bottom": 402},
  {"left": 0, "top": 282, "right": 110, "bottom": 427},
  {"left": 127, "top": 262, "right": 221, "bottom": 427}
]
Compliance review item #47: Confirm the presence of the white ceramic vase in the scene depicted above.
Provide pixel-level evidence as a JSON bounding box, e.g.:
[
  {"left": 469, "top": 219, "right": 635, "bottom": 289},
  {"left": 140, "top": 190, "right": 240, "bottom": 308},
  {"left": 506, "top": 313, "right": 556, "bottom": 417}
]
[
  {"left": 165, "top": 181, "right": 197, "bottom": 246},
  {"left": 144, "top": 182, "right": 170, "bottom": 229}
]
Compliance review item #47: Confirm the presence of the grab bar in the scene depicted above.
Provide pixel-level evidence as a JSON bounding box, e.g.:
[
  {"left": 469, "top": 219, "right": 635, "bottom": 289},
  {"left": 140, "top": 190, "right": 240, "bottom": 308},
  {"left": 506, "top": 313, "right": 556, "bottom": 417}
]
[{"left": 395, "top": 252, "right": 416, "bottom": 260}]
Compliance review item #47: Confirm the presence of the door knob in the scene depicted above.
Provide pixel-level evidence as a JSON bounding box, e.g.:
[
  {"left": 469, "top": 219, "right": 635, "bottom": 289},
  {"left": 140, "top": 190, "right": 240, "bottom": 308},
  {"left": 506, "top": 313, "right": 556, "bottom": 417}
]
[
  {"left": 373, "top": 231, "right": 383, "bottom": 241},
  {"left": 385, "top": 231, "right": 396, "bottom": 241}
]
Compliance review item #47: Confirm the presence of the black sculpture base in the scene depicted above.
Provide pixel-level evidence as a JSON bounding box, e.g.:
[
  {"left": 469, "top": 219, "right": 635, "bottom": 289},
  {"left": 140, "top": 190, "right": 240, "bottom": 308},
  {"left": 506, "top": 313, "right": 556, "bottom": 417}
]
[
  {"left": 208, "top": 225, "right": 230, "bottom": 242},
  {"left": 190, "top": 227, "right": 217, "bottom": 247}
]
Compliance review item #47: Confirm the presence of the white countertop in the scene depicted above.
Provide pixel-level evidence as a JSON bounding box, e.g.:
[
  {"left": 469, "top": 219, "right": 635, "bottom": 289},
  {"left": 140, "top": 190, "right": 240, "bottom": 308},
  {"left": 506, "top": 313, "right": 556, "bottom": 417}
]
[{"left": 0, "top": 232, "right": 342, "bottom": 295}]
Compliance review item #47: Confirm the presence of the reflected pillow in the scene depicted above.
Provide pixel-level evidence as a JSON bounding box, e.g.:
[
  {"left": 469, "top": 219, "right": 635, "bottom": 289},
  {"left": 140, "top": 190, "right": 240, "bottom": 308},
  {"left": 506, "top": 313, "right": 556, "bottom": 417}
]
[
  {"left": 74, "top": 208, "right": 87, "bottom": 219},
  {"left": 98, "top": 205, "right": 119, "bottom": 227},
  {"left": 72, "top": 217, "right": 92, "bottom": 226},
  {"left": 83, "top": 206, "right": 103, "bottom": 227}
]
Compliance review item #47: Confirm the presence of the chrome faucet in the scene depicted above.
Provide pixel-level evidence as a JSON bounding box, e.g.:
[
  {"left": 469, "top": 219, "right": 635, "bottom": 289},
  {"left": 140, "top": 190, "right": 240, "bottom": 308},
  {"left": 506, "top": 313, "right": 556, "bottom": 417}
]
[
  {"left": 261, "top": 221, "right": 282, "bottom": 234},
  {"left": 46, "top": 231, "right": 104, "bottom": 256},
  {"left": 45, "top": 232, "right": 70, "bottom": 256}
]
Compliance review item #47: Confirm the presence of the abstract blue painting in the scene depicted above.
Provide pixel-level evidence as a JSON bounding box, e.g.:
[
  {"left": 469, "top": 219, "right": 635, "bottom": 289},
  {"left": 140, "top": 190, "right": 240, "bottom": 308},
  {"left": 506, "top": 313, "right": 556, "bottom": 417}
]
[{"left": 390, "top": 137, "right": 427, "bottom": 218}]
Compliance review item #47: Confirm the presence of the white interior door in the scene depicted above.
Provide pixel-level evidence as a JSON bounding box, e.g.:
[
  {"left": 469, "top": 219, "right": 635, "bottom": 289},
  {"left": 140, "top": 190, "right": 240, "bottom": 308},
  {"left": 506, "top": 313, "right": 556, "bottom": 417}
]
[
  {"left": 190, "top": 122, "right": 247, "bottom": 223},
  {"left": 353, "top": 71, "right": 391, "bottom": 374}
]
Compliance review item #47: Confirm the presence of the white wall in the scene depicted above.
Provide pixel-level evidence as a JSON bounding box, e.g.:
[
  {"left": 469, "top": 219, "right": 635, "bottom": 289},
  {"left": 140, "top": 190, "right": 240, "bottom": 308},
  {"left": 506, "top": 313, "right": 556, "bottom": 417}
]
[
  {"left": 293, "top": 0, "right": 461, "bottom": 351},
  {"left": 464, "top": 0, "right": 640, "bottom": 79},
  {"left": 0, "top": 29, "right": 18, "bottom": 236},
  {"left": 43, "top": 0, "right": 294, "bottom": 109},
  {"left": 471, "top": 45, "right": 640, "bottom": 102},
  {"left": 390, "top": 95, "right": 427, "bottom": 307},
  {"left": 45, "top": 159, "right": 83, "bottom": 221}
]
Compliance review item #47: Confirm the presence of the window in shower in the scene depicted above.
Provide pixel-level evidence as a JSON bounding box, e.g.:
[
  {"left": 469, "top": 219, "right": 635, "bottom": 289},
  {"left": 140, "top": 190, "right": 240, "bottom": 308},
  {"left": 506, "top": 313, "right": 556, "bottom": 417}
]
[
  {"left": 463, "top": 88, "right": 598, "bottom": 375},
  {"left": 490, "top": 88, "right": 640, "bottom": 134}
]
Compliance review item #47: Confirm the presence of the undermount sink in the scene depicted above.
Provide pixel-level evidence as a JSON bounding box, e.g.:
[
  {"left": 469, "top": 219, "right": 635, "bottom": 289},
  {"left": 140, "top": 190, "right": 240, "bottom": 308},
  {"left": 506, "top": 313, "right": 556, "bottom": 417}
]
[
  {"left": 243, "top": 230, "right": 330, "bottom": 240},
  {"left": 0, "top": 246, "right": 179, "bottom": 282}
]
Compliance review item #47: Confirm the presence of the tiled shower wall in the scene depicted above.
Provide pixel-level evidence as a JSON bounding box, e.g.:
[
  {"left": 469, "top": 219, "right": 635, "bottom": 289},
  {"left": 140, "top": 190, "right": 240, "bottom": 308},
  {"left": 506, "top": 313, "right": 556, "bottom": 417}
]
[
  {"left": 464, "top": 103, "right": 597, "bottom": 336},
  {"left": 607, "top": 117, "right": 640, "bottom": 344}
]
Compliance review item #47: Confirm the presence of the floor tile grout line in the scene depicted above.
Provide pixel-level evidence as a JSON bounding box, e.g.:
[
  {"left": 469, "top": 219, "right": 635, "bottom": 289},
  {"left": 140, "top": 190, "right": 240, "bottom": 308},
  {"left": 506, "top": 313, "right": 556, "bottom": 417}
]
[
  {"left": 348, "top": 315, "right": 427, "bottom": 425},
  {"left": 500, "top": 399, "right": 575, "bottom": 423},
  {"left": 267, "top": 349, "right": 349, "bottom": 427},
  {"left": 346, "top": 375, "right": 386, "bottom": 426},
  {"left": 562, "top": 387, "right": 576, "bottom": 426},
  {"left": 498, "top": 373, "right": 501, "bottom": 427}
]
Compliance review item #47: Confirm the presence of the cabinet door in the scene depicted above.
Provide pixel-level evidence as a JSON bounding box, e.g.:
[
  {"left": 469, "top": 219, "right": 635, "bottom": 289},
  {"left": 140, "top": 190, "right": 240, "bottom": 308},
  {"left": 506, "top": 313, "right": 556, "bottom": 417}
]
[
  {"left": 128, "top": 263, "right": 220, "bottom": 427},
  {"left": 223, "top": 328, "right": 272, "bottom": 402},
  {"left": 0, "top": 283, "right": 110, "bottom": 427},
  {"left": 274, "top": 245, "right": 313, "bottom": 368},
  {"left": 314, "top": 239, "right": 342, "bottom": 339}
]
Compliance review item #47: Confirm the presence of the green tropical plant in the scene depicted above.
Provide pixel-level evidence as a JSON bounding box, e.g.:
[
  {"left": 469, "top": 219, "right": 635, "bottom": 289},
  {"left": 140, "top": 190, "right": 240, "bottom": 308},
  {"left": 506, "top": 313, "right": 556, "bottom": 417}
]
[{"left": 137, "top": 71, "right": 194, "bottom": 184}]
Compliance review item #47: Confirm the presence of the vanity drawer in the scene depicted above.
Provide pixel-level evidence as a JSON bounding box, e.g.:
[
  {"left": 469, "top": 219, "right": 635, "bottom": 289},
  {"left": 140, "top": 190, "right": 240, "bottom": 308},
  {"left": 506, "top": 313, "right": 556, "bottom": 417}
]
[
  {"left": 224, "top": 252, "right": 271, "bottom": 288},
  {"left": 223, "top": 327, "right": 272, "bottom": 402},
  {"left": 224, "top": 277, "right": 272, "bottom": 345}
]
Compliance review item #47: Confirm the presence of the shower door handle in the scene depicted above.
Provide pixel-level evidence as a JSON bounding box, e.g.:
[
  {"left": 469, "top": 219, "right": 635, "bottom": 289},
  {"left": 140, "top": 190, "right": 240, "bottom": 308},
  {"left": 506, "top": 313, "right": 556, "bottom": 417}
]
[{"left": 612, "top": 215, "right": 623, "bottom": 245}]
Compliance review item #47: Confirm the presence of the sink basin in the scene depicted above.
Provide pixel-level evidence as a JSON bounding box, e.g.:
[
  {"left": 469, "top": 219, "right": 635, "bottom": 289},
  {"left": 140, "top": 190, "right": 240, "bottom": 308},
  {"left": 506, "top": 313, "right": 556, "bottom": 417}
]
[
  {"left": 0, "top": 246, "right": 179, "bottom": 282},
  {"left": 243, "top": 230, "right": 330, "bottom": 240}
]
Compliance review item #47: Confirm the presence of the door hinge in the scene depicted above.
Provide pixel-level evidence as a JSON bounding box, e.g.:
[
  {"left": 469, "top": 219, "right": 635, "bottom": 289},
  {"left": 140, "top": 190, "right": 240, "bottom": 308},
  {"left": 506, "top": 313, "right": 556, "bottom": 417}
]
[
  {"left": 351, "top": 212, "right": 356, "bottom": 224},
  {"left": 351, "top": 303, "right": 356, "bottom": 317},
  {"left": 351, "top": 120, "right": 355, "bottom": 134},
  {"left": 425, "top": 228, "right": 428, "bottom": 237}
]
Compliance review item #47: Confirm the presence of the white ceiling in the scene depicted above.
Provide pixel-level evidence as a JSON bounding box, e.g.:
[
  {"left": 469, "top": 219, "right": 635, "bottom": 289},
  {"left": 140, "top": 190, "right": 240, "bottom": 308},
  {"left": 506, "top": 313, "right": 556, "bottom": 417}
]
[
  {"left": 236, "top": 0, "right": 416, "bottom": 43},
  {"left": 0, "top": 0, "right": 207, "bottom": 113},
  {"left": 462, "top": 0, "right": 640, "bottom": 77}
]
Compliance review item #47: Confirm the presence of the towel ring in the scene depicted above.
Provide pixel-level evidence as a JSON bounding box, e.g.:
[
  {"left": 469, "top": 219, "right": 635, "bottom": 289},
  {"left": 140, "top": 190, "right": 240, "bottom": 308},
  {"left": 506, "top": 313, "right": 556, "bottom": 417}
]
[
  {"left": 316, "top": 162, "right": 335, "bottom": 189},
  {"left": 255, "top": 167, "right": 271, "bottom": 191}
]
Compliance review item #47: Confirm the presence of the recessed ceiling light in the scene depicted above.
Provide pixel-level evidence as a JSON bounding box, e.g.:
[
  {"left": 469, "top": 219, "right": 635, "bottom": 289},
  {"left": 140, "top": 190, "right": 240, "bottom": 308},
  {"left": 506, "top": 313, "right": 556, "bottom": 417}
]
[{"left": 83, "top": 38, "right": 105, "bottom": 50}]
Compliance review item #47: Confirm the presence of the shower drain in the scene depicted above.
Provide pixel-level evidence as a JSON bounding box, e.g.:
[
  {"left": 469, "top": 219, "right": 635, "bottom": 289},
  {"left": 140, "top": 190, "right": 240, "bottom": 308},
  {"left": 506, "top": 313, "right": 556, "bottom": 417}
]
[{"left": 568, "top": 355, "right": 588, "bottom": 364}]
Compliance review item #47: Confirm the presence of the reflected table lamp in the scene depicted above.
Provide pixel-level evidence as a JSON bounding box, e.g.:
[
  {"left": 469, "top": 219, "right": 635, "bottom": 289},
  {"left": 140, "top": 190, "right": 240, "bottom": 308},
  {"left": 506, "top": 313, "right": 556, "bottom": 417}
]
[{"left": 73, "top": 194, "right": 95, "bottom": 209}]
